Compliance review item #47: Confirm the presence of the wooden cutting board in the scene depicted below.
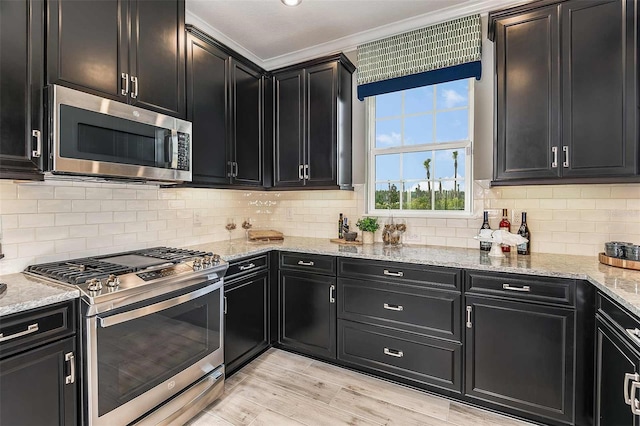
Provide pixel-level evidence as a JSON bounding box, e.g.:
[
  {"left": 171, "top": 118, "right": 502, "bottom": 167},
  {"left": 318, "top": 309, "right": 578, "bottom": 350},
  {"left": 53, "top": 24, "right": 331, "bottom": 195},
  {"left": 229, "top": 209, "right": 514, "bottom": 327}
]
[
  {"left": 330, "top": 238, "right": 363, "bottom": 246},
  {"left": 248, "top": 230, "right": 284, "bottom": 241},
  {"left": 599, "top": 252, "right": 640, "bottom": 271}
]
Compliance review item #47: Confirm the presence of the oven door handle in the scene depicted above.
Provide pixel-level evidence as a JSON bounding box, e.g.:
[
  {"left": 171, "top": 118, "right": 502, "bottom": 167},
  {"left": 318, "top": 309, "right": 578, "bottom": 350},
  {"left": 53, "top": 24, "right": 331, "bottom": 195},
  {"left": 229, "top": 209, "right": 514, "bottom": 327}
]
[{"left": 97, "top": 280, "right": 222, "bottom": 328}]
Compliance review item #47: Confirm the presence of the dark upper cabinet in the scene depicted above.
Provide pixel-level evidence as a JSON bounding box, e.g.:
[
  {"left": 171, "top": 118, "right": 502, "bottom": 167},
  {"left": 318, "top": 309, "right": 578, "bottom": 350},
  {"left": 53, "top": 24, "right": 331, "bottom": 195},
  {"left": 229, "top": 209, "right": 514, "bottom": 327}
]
[
  {"left": 0, "top": 0, "right": 44, "bottom": 180},
  {"left": 224, "top": 271, "right": 269, "bottom": 375},
  {"left": 490, "top": 0, "right": 638, "bottom": 184},
  {"left": 273, "top": 54, "right": 354, "bottom": 189},
  {"left": 47, "top": 0, "right": 186, "bottom": 118},
  {"left": 186, "top": 27, "right": 265, "bottom": 187}
]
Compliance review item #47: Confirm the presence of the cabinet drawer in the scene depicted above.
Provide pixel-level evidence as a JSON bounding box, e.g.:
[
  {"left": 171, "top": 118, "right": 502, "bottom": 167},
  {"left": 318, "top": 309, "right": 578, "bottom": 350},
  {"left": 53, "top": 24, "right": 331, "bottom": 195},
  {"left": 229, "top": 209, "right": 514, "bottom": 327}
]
[
  {"left": 465, "top": 271, "right": 575, "bottom": 306},
  {"left": 338, "top": 258, "right": 461, "bottom": 291},
  {"left": 338, "top": 320, "right": 462, "bottom": 393},
  {"left": 226, "top": 254, "right": 269, "bottom": 281},
  {"left": 597, "top": 292, "right": 640, "bottom": 345},
  {"left": 0, "top": 300, "right": 76, "bottom": 359},
  {"left": 338, "top": 277, "right": 461, "bottom": 341},
  {"left": 279, "top": 252, "right": 336, "bottom": 275}
]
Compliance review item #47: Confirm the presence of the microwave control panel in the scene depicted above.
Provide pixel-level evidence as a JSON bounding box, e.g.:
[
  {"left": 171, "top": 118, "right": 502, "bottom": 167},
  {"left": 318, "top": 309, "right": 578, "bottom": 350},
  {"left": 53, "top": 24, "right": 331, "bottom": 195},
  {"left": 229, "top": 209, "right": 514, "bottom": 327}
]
[{"left": 177, "top": 133, "right": 190, "bottom": 171}]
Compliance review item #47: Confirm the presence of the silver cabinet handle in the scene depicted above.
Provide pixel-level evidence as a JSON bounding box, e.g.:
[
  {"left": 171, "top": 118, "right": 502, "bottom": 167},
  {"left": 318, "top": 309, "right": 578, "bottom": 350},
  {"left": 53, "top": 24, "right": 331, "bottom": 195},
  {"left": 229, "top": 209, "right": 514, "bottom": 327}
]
[
  {"left": 383, "top": 303, "right": 403, "bottom": 311},
  {"left": 31, "top": 130, "right": 41, "bottom": 158},
  {"left": 0, "top": 323, "right": 38, "bottom": 343},
  {"left": 466, "top": 306, "right": 472, "bottom": 328},
  {"left": 121, "top": 72, "right": 129, "bottom": 95},
  {"left": 239, "top": 263, "right": 255, "bottom": 271},
  {"left": 65, "top": 352, "right": 75, "bottom": 384},
  {"left": 383, "top": 347, "right": 403, "bottom": 358},
  {"left": 131, "top": 75, "right": 139, "bottom": 99},
  {"left": 383, "top": 270, "right": 404, "bottom": 277},
  {"left": 299, "top": 164, "right": 304, "bottom": 180},
  {"left": 223, "top": 296, "right": 227, "bottom": 314},
  {"left": 631, "top": 381, "right": 640, "bottom": 415},
  {"left": 234, "top": 162, "right": 238, "bottom": 178},
  {"left": 627, "top": 329, "right": 640, "bottom": 346},
  {"left": 502, "top": 284, "right": 531, "bottom": 292},
  {"left": 562, "top": 146, "right": 569, "bottom": 168},
  {"left": 625, "top": 373, "right": 639, "bottom": 404},
  {"left": 304, "top": 164, "right": 310, "bottom": 179},
  {"left": 329, "top": 285, "right": 335, "bottom": 303},
  {"left": 551, "top": 146, "right": 558, "bottom": 168},
  {"left": 227, "top": 161, "right": 233, "bottom": 178},
  {"left": 297, "top": 260, "right": 314, "bottom": 266}
]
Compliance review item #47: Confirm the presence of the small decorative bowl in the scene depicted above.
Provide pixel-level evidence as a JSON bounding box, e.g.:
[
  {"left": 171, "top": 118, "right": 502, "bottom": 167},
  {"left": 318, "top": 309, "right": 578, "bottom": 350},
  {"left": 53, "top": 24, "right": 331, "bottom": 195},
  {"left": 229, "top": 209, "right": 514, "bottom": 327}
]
[{"left": 344, "top": 232, "right": 358, "bottom": 242}]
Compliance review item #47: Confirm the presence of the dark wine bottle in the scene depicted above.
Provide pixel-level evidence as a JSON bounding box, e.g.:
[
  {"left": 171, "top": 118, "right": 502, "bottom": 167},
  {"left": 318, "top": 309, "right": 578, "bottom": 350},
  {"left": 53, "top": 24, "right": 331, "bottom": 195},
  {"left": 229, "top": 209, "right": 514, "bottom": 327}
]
[
  {"left": 480, "top": 211, "right": 491, "bottom": 252},
  {"left": 499, "top": 208, "right": 511, "bottom": 253},
  {"left": 517, "top": 212, "right": 530, "bottom": 255}
]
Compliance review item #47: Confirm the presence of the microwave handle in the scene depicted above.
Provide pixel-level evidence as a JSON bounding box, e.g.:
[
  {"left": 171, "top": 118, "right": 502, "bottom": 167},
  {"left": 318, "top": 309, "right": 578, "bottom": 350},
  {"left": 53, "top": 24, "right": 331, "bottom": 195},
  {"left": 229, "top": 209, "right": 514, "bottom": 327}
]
[{"left": 165, "top": 131, "right": 179, "bottom": 169}]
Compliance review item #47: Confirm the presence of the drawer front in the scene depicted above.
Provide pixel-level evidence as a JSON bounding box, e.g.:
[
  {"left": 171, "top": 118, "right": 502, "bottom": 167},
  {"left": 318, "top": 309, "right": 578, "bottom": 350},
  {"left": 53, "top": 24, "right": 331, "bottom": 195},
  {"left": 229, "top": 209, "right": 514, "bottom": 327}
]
[
  {"left": 597, "top": 292, "right": 640, "bottom": 345},
  {"left": 226, "top": 254, "right": 269, "bottom": 281},
  {"left": 0, "top": 300, "right": 76, "bottom": 359},
  {"left": 338, "top": 277, "right": 461, "bottom": 341},
  {"left": 279, "top": 252, "right": 336, "bottom": 275},
  {"left": 338, "top": 320, "right": 462, "bottom": 393},
  {"left": 338, "top": 258, "right": 461, "bottom": 291},
  {"left": 465, "top": 271, "right": 575, "bottom": 306}
]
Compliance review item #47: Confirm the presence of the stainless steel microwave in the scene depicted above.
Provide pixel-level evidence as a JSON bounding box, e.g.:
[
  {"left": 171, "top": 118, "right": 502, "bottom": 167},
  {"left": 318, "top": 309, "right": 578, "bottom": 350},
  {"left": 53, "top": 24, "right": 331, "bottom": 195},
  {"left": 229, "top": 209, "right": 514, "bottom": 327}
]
[{"left": 48, "top": 85, "right": 192, "bottom": 183}]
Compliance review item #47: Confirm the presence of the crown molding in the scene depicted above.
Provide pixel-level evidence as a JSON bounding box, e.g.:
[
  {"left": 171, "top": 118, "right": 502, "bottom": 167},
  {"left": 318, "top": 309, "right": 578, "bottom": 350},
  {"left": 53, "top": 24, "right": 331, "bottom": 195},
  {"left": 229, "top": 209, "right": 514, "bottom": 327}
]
[{"left": 188, "top": 0, "right": 532, "bottom": 71}]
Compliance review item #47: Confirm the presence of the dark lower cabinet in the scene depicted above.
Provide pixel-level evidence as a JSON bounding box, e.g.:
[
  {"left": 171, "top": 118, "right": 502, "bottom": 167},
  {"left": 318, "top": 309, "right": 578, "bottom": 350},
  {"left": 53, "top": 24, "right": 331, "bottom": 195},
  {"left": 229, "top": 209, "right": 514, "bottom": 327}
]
[
  {"left": 279, "top": 270, "right": 336, "bottom": 360},
  {"left": 224, "top": 271, "right": 269, "bottom": 375},
  {"left": 465, "top": 295, "right": 575, "bottom": 424},
  {"left": 338, "top": 320, "right": 462, "bottom": 393},
  {"left": 0, "top": 338, "right": 76, "bottom": 425},
  {"left": 0, "top": 0, "right": 44, "bottom": 180}
]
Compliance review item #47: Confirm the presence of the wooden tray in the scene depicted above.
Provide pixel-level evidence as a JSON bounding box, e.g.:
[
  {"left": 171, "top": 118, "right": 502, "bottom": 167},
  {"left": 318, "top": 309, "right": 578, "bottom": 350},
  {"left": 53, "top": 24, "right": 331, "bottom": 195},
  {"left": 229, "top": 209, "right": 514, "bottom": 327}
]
[
  {"left": 330, "top": 238, "right": 363, "bottom": 246},
  {"left": 599, "top": 252, "right": 640, "bottom": 271},
  {"left": 248, "top": 230, "right": 284, "bottom": 241}
]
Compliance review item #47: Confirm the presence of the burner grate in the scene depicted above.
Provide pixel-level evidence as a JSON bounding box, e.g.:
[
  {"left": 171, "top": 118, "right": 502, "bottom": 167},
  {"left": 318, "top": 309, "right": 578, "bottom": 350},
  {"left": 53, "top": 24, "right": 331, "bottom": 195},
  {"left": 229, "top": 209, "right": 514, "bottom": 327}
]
[
  {"left": 132, "top": 247, "right": 212, "bottom": 262},
  {"left": 26, "top": 259, "right": 133, "bottom": 285}
]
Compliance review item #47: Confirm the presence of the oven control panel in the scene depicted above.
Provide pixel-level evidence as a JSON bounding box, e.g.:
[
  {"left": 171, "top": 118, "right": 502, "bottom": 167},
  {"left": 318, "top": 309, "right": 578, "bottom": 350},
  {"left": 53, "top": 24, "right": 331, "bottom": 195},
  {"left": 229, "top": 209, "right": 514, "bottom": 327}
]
[{"left": 137, "top": 263, "right": 193, "bottom": 281}]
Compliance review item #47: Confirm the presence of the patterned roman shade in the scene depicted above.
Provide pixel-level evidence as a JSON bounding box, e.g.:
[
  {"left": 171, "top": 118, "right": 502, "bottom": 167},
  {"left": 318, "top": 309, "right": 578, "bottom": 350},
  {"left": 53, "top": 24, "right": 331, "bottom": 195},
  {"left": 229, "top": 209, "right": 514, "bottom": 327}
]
[{"left": 356, "top": 15, "right": 482, "bottom": 100}]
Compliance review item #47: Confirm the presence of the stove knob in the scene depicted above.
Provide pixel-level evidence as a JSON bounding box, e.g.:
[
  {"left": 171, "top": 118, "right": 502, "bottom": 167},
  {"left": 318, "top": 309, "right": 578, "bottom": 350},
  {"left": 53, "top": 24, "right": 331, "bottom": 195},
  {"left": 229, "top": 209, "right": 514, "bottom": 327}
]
[
  {"left": 87, "top": 278, "right": 102, "bottom": 292},
  {"left": 192, "top": 258, "right": 203, "bottom": 271},
  {"left": 212, "top": 254, "right": 221, "bottom": 264},
  {"left": 202, "top": 256, "right": 212, "bottom": 267},
  {"left": 106, "top": 274, "right": 120, "bottom": 288}
]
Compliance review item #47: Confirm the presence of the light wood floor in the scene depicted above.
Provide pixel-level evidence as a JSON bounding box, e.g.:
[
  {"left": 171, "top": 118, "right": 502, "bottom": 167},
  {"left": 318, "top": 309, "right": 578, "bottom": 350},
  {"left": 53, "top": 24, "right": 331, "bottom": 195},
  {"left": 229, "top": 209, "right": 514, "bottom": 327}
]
[{"left": 187, "top": 348, "right": 534, "bottom": 426}]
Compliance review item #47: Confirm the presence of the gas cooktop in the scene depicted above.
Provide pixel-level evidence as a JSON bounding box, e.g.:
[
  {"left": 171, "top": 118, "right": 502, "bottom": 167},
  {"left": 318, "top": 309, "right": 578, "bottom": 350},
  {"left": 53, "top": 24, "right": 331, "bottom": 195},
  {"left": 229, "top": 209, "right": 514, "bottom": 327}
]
[{"left": 25, "top": 247, "right": 228, "bottom": 310}]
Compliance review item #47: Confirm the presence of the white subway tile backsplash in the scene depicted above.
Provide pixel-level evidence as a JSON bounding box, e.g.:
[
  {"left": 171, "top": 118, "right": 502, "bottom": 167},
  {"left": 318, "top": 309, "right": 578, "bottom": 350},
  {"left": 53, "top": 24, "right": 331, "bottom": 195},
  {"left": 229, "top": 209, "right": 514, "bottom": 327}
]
[
  {"left": 0, "top": 200, "right": 38, "bottom": 214},
  {"left": 38, "top": 200, "right": 72, "bottom": 213},
  {"left": 19, "top": 213, "right": 55, "bottom": 228},
  {"left": 55, "top": 213, "right": 86, "bottom": 226},
  {"left": 18, "top": 185, "right": 54, "bottom": 200},
  {"left": 36, "top": 226, "right": 70, "bottom": 241},
  {"left": 54, "top": 187, "right": 85, "bottom": 199},
  {"left": 86, "top": 212, "right": 113, "bottom": 224},
  {"left": 69, "top": 225, "right": 99, "bottom": 238},
  {"left": 55, "top": 238, "right": 87, "bottom": 253}
]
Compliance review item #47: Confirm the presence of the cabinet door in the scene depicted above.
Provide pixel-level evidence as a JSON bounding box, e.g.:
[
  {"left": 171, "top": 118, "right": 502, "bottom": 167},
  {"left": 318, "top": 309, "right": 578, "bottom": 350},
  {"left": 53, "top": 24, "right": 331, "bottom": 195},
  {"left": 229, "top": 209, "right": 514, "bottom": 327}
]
[
  {"left": 231, "top": 60, "right": 263, "bottom": 186},
  {"left": 494, "top": 5, "right": 561, "bottom": 181},
  {"left": 305, "top": 62, "right": 337, "bottom": 187},
  {"left": 47, "top": 0, "right": 128, "bottom": 101},
  {"left": 129, "top": 0, "right": 186, "bottom": 118},
  {"left": 0, "top": 337, "right": 76, "bottom": 425},
  {"left": 561, "top": 0, "right": 637, "bottom": 178},
  {"left": 595, "top": 317, "right": 640, "bottom": 426},
  {"left": 274, "top": 70, "right": 305, "bottom": 187},
  {"left": 0, "top": 0, "right": 44, "bottom": 180},
  {"left": 465, "top": 296, "right": 574, "bottom": 424},
  {"left": 224, "top": 272, "right": 269, "bottom": 375},
  {"left": 279, "top": 270, "right": 336, "bottom": 360},
  {"left": 186, "top": 34, "right": 230, "bottom": 185}
]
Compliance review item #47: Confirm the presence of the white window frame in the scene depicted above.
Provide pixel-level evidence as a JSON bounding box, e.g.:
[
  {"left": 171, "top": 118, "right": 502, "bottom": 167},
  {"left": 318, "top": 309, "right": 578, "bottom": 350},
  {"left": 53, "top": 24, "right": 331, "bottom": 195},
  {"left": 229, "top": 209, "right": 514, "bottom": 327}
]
[{"left": 366, "top": 79, "right": 475, "bottom": 218}]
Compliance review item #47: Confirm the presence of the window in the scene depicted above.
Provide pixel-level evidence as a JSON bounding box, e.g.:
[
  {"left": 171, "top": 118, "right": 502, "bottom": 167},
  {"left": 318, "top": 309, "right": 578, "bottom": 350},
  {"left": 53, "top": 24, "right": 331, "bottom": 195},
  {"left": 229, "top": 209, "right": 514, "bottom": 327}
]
[{"left": 367, "top": 78, "right": 474, "bottom": 216}]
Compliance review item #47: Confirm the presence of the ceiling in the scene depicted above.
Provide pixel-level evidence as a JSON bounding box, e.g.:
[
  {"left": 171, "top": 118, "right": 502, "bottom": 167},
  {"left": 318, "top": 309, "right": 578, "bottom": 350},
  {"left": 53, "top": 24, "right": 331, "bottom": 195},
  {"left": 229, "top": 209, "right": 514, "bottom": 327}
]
[{"left": 186, "top": 0, "right": 529, "bottom": 70}]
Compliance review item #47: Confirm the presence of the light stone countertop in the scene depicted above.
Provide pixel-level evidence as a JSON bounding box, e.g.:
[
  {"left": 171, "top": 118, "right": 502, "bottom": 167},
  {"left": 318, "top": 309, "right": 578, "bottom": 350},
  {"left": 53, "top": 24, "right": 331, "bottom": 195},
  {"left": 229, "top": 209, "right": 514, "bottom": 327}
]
[
  {"left": 3, "top": 236, "right": 640, "bottom": 318},
  {"left": 188, "top": 236, "right": 640, "bottom": 318},
  {"left": 0, "top": 273, "right": 80, "bottom": 317}
]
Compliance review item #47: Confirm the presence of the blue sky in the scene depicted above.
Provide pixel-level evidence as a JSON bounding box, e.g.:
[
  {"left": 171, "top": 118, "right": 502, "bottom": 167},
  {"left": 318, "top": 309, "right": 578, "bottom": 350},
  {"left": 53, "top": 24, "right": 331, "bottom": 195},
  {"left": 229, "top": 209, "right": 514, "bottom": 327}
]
[{"left": 374, "top": 79, "right": 469, "bottom": 190}]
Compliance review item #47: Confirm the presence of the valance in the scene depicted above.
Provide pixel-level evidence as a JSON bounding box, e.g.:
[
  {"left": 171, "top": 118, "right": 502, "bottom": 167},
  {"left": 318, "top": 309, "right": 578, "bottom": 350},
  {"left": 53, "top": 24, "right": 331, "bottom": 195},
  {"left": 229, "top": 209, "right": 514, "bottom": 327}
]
[{"left": 356, "top": 15, "right": 482, "bottom": 100}]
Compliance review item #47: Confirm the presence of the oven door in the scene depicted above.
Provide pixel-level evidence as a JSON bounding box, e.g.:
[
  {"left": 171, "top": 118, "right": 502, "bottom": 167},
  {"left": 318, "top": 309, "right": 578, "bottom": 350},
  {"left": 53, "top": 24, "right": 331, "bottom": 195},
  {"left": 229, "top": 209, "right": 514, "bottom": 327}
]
[
  {"left": 84, "top": 280, "right": 223, "bottom": 426},
  {"left": 50, "top": 84, "right": 192, "bottom": 182}
]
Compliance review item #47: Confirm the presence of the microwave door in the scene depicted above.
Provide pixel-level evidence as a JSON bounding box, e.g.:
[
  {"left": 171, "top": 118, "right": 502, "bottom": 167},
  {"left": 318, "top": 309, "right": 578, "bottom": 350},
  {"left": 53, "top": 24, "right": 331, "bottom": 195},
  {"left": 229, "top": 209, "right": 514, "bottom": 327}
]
[{"left": 158, "top": 129, "right": 178, "bottom": 169}]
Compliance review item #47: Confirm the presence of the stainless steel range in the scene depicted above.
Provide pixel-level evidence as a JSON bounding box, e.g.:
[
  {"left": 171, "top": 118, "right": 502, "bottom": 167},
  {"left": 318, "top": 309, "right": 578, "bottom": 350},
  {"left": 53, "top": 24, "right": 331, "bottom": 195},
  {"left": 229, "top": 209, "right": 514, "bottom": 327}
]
[{"left": 26, "top": 247, "right": 228, "bottom": 425}]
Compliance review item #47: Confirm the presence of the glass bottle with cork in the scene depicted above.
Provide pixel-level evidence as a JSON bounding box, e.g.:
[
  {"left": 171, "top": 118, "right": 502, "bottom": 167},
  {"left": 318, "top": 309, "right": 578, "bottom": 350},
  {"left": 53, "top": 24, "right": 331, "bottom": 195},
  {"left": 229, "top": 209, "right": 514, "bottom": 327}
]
[
  {"left": 479, "top": 211, "right": 491, "bottom": 252},
  {"left": 517, "top": 212, "right": 530, "bottom": 255},
  {"left": 499, "top": 209, "right": 511, "bottom": 253}
]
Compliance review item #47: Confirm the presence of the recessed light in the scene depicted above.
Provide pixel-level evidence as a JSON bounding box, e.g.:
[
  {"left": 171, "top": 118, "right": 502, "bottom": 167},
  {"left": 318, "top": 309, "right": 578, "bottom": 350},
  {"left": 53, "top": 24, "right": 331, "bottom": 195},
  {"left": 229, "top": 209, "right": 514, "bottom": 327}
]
[{"left": 281, "top": 0, "right": 302, "bottom": 6}]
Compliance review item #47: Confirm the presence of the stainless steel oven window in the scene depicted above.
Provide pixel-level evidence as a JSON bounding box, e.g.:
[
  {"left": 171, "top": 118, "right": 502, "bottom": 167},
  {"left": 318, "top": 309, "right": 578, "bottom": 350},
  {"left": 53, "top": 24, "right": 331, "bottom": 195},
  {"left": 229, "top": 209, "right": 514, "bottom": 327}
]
[{"left": 84, "top": 280, "right": 223, "bottom": 425}]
